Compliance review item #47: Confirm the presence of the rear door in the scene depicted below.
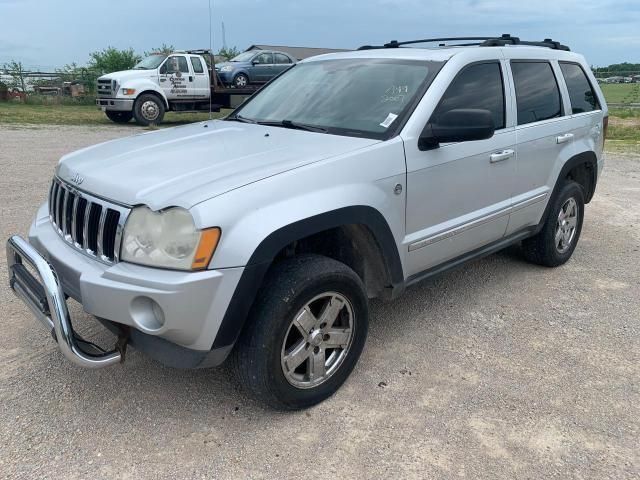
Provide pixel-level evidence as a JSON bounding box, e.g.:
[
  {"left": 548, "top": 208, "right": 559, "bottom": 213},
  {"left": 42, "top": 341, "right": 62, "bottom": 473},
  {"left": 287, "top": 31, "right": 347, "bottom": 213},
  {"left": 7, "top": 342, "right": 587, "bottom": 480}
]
[
  {"left": 272, "top": 53, "right": 294, "bottom": 77},
  {"left": 558, "top": 61, "right": 605, "bottom": 161},
  {"left": 507, "top": 60, "right": 575, "bottom": 234},
  {"left": 189, "top": 56, "right": 210, "bottom": 99},
  {"left": 404, "top": 61, "right": 517, "bottom": 276}
]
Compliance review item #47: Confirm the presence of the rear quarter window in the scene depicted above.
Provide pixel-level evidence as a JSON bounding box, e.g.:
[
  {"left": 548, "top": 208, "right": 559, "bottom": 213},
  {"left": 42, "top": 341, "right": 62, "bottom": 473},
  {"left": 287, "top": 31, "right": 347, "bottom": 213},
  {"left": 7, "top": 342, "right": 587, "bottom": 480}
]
[
  {"left": 511, "top": 61, "right": 562, "bottom": 125},
  {"left": 559, "top": 62, "right": 600, "bottom": 113}
]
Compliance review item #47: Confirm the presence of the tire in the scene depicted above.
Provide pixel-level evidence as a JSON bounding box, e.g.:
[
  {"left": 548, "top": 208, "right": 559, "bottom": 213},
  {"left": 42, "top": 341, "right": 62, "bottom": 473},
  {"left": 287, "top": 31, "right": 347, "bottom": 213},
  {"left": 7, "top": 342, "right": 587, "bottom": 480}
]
[
  {"left": 231, "top": 254, "right": 369, "bottom": 410},
  {"left": 133, "top": 93, "right": 165, "bottom": 126},
  {"left": 522, "top": 180, "right": 585, "bottom": 267},
  {"left": 233, "top": 73, "right": 249, "bottom": 88},
  {"left": 105, "top": 111, "right": 133, "bottom": 124}
]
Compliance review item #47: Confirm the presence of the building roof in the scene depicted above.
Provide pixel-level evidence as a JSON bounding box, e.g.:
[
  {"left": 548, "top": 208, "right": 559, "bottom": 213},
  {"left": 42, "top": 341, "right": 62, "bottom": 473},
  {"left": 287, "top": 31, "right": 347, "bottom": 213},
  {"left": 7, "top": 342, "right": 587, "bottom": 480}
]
[{"left": 245, "top": 44, "right": 350, "bottom": 60}]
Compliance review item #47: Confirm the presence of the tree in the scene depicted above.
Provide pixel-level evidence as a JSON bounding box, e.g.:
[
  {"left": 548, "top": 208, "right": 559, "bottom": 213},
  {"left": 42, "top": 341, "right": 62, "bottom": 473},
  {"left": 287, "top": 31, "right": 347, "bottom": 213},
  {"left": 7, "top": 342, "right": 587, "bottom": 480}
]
[
  {"left": 217, "top": 46, "right": 241, "bottom": 61},
  {"left": 143, "top": 44, "right": 175, "bottom": 57},
  {"left": 2, "top": 60, "right": 27, "bottom": 92},
  {"left": 56, "top": 62, "right": 99, "bottom": 93},
  {"left": 88, "top": 47, "right": 141, "bottom": 74}
]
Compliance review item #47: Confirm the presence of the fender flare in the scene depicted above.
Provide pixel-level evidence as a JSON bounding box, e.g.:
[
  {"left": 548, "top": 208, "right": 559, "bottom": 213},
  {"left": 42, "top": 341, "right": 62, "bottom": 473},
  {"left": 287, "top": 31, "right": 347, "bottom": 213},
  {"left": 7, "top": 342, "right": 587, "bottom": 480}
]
[
  {"left": 212, "top": 206, "right": 403, "bottom": 349},
  {"left": 536, "top": 150, "right": 598, "bottom": 233}
]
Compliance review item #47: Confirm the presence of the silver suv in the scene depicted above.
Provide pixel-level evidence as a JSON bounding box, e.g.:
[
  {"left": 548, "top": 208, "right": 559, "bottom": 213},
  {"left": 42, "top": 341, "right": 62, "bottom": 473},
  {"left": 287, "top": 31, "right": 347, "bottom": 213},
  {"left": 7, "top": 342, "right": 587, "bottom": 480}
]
[{"left": 7, "top": 35, "right": 607, "bottom": 409}]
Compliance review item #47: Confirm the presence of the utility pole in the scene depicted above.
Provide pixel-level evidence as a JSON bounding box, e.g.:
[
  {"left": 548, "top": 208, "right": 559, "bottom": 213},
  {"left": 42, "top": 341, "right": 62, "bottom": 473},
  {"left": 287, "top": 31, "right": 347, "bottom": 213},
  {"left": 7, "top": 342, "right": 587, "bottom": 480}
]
[{"left": 222, "top": 21, "right": 227, "bottom": 50}]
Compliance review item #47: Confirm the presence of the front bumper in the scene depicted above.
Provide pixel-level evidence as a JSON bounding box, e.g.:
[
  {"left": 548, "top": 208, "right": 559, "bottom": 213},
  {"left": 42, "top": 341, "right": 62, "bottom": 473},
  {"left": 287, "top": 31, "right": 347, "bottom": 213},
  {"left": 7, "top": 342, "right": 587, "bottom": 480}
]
[
  {"left": 7, "top": 235, "right": 124, "bottom": 368},
  {"left": 7, "top": 204, "right": 244, "bottom": 368},
  {"left": 215, "top": 71, "right": 234, "bottom": 84},
  {"left": 96, "top": 98, "right": 134, "bottom": 111}
]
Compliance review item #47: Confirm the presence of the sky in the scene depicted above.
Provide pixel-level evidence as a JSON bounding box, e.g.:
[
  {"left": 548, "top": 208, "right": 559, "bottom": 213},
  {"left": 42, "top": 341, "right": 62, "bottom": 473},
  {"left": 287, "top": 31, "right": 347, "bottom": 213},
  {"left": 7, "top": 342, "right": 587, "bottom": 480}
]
[{"left": 1, "top": 0, "right": 639, "bottom": 70}]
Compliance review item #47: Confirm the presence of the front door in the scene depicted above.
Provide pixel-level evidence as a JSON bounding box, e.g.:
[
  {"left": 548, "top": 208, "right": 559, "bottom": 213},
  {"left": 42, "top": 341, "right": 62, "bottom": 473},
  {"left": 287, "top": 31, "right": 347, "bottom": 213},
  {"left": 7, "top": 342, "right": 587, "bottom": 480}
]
[
  {"left": 248, "top": 52, "right": 274, "bottom": 83},
  {"left": 159, "top": 55, "right": 194, "bottom": 100},
  {"left": 403, "top": 61, "right": 516, "bottom": 277}
]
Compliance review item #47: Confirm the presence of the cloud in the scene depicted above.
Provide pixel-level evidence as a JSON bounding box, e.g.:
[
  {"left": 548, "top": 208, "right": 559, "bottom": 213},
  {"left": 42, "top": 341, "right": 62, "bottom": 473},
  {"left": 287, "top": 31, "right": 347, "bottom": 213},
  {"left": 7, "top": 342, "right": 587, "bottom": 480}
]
[{"left": 0, "top": 0, "right": 637, "bottom": 67}]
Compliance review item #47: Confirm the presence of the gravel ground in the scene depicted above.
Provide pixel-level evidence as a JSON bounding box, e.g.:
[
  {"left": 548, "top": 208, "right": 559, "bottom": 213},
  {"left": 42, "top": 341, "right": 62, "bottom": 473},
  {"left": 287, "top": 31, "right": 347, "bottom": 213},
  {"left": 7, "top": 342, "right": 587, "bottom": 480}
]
[{"left": 0, "top": 125, "right": 638, "bottom": 479}]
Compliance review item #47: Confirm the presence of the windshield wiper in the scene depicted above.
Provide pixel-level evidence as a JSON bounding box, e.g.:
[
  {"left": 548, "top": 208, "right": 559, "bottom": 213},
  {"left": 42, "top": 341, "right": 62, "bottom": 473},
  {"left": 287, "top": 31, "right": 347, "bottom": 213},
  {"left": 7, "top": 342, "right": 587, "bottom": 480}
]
[
  {"left": 228, "top": 114, "right": 257, "bottom": 124},
  {"left": 256, "top": 119, "right": 328, "bottom": 133}
]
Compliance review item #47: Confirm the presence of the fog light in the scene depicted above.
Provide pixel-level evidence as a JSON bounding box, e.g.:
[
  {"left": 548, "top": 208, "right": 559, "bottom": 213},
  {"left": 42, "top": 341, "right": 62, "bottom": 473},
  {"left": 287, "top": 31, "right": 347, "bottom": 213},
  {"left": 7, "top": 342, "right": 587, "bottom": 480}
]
[{"left": 130, "top": 296, "right": 165, "bottom": 332}]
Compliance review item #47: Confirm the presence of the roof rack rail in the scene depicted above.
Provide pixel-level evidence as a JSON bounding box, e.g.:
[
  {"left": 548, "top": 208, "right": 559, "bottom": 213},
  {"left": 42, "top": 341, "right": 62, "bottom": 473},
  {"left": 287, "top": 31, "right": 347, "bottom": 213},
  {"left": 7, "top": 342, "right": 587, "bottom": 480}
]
[
  {"left": 479, "top": 34, "right": 570, "bottom": 51},
  {"left": 358, "top": 34, "right": 570, "bottom": 51}
]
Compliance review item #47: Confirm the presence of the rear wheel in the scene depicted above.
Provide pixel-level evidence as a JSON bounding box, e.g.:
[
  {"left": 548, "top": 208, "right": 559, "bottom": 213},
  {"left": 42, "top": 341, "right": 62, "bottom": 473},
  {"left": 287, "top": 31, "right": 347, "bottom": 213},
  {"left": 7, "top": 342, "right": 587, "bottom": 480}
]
[
  {"left": 105, "top": 111, "right": 133, "bottom": 124},
  {"left": 133, "top": 93, "right": 165, "bottom": 126},
  {"left": 522, "top": 180, "right": 585, "bottom": 267},
  {"left": 231, "top": 254, "right": 369, "bottom": 410}
]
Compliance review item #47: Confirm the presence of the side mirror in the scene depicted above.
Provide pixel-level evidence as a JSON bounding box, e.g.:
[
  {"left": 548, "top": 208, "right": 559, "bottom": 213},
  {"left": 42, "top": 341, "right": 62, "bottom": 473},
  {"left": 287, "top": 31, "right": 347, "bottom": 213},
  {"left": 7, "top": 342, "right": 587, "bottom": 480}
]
[
  {"left": 419, "top": 108, "right": 495, "bottom": 151},
  {"left": 252, "top": 60, "right": 259, "bottom": 65}
]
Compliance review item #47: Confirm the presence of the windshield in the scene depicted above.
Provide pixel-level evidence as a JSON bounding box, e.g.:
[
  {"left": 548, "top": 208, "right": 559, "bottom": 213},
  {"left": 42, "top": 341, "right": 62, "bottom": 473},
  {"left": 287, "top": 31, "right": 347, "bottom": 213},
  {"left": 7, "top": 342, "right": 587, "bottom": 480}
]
[
  {"left": 230, "top": 51, "right": 256, "bottom": 62},
  {"left": 133, "top": 54, "right": 167, "bottom": 70},
  {"left": 230, "top": 59, "right": 443, "bottom": 139}
]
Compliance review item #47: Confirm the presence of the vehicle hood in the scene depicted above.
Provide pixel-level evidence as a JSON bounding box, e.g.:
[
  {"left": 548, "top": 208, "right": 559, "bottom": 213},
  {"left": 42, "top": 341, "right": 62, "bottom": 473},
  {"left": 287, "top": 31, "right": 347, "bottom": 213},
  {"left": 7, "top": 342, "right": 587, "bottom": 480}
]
[
  {"left": 214, "top": 62, "right": 243, "bottom": 70},
  {"left": 56, "top": 120, "right": 380, "bottom": 210},
  {"left": 98, "top": 70, "right": 157, "bottom": 82}
]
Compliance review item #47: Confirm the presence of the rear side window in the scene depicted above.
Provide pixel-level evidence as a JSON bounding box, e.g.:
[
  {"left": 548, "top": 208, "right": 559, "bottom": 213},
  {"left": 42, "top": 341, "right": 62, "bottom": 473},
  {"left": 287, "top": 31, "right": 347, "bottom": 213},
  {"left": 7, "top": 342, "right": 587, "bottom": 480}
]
[
  {"left": 511, "top": 62, "right": 562, "bottom": 125},
  {"left": 274, "top": 53, "right": 292, "bottom": 64},
  {"left": 559, "top": 62, "right": 599, "bottom": 113},
  {"left": 190, "top": 57, "right": 204, "bottom": 74},
  {"left": 431, "top": 62, "right": 505, "bottom": 129}
]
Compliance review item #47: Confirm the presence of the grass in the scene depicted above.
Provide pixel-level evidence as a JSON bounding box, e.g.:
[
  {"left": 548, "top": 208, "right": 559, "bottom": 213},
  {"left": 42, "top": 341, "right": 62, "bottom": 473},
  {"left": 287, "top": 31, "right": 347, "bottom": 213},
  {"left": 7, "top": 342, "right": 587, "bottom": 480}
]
[
  {"left": 0, "top": 102, "right": 227, "bottom": 126},
  {"left": 599, "top": 83, "right": 640, "bottom": 104},
  {"left": 0, "top": 90, "right": 638, "bottom": 149}
]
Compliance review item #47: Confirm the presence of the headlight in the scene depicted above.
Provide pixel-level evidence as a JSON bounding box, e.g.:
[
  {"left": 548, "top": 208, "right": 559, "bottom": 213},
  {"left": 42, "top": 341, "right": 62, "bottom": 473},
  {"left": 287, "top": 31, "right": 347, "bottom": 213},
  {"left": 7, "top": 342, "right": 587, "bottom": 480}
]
[
  {"left": 220, "top": 65, "right": 233, "bottom": 72},
  {"left": 121, "top": 206, "right": 220, "bottom": 271},
  {"left": 121, "top": 88, "right": 136, "bottom": 95}
]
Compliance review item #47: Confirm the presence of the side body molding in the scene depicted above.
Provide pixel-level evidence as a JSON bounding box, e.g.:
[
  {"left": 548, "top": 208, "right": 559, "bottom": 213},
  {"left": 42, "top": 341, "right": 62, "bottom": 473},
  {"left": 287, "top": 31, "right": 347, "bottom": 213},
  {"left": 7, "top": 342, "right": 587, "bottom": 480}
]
[{"left": 212, "top": 206, "right": 403, "bottom": 349}]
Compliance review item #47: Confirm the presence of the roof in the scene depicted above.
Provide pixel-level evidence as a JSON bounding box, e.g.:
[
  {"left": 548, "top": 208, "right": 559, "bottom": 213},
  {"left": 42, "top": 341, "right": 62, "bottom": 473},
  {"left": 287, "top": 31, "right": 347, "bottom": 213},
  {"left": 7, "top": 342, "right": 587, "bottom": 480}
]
[
  {"left": 245, "top": 44, "right": 349, "bottom": 60},
  {"left": 302, "top": 44, "right": 584, "bottom": 65}
]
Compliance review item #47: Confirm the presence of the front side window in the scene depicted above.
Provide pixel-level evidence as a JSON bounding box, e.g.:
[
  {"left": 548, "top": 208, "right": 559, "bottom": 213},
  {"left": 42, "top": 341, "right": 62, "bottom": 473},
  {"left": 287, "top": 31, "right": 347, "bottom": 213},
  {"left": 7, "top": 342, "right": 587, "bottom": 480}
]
[
  {"left": 162, "top": 56, "right": 189, "bottom": 74},
  {"left": 559, "top": 62, "right": 599, "bottom": 113},
  {"left": 511, "top": 61, "right": 562, "bottom": 125},
  {"left": 254, "top": 53, "right": 273, "bottom": 65},
  {"left": 431, "top": 62, "right": 505, "bottom": 129},
  {"left": 231, "top": 59, "right": 443, "bottom": 139}
]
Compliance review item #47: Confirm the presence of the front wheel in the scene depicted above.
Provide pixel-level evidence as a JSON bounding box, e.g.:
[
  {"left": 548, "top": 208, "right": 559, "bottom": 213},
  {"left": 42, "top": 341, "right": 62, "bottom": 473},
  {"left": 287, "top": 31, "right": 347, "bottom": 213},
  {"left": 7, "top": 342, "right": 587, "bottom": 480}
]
[
  {"left": 231, "top": 254, "right": 369, "bottom": 410},
  {"left": 105, "top": 110, "right": 133, "bottom": 123},
  {"left": 522, "top": 180, "right": 585, "bottom": 267},
  {"left": 233, "top": 73, "right": 249, "bottom": 88},
  {"left": 133, "top": 93, "right": 165, "bottom": 126}
]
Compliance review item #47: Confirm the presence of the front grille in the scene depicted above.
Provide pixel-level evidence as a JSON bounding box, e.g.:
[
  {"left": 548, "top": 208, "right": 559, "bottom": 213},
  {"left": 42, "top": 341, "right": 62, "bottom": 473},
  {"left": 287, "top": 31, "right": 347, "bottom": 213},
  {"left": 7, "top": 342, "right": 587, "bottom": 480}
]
[
  {"left": 96, "top": 79, "right": 113, "bottom": 97},
  {"left": 48, "top": 178, "right": 130, "bottom": 264}
]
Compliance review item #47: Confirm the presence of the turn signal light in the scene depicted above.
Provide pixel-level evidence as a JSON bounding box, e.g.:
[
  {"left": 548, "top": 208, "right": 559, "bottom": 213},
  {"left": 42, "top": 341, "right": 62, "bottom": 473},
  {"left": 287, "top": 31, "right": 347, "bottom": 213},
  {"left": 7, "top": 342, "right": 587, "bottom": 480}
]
[{"left": 191, "top": 227, "right": 221, "bottom": 270}]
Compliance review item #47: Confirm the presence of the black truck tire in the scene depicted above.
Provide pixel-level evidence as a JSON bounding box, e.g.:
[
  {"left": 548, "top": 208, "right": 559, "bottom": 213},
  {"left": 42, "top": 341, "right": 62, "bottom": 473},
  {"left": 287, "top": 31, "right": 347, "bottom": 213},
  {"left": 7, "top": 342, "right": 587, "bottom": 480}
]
[
  {"left": 231, "top": 254, "right": 369, "bottom": 410},
  {"left": 105, "top": 111, "right": 133, "bottom": 123},
  {"left": 133, "top": 93, "right": 165, "bottom": 126}
]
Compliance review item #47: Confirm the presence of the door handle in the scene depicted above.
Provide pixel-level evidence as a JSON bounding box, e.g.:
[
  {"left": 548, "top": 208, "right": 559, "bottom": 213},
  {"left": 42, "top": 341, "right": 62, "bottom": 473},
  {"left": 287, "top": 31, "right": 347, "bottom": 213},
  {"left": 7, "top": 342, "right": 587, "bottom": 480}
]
[
  {"left": 556, "top": 133, "right": 574, "bottom": 144},
  {"left": 160, "top": 78, "right": 166, "bottom": 82},
  {"left": 490, "top": 149, "right": 515, "bottom": 163}
]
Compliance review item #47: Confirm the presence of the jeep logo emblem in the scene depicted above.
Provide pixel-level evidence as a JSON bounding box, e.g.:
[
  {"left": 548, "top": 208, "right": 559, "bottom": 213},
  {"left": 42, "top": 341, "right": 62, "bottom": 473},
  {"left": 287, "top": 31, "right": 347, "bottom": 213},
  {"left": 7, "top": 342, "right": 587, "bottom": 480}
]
[{"left": 69, "top": 173, "right": 84, "bottom": 185}]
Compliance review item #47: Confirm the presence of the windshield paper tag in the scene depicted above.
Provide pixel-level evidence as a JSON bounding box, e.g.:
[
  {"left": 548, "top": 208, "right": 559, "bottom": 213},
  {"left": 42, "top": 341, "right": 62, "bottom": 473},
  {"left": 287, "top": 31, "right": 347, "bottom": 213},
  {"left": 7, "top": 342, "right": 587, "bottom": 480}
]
[{"left": 380, "top": 113, "right": 398, "bottom": 128}]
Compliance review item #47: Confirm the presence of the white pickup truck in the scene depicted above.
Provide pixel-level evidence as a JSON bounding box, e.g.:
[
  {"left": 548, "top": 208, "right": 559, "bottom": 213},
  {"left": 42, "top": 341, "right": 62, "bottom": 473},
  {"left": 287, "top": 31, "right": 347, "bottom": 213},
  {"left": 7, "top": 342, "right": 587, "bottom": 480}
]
[{"left": 95, "top": 50, "right": 256, "bottom": 125}]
